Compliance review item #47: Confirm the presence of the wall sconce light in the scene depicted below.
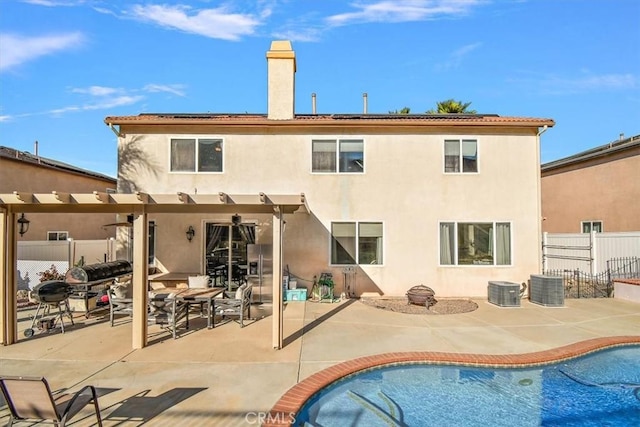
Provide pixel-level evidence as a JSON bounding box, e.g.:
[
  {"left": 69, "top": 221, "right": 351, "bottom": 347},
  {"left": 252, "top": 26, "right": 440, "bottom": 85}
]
[
  {"left": 186, "top": 225, "right": 195, "bottom": 242},
  {"left": 232, "top": 214, "right": 242, "bottom": 226},
  {"left": 17, "top": 213, "right": 30, "bottom": 237}
]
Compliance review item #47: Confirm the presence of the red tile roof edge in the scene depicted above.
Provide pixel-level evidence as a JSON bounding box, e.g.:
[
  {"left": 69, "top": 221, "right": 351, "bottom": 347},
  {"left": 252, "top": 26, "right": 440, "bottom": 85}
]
[
  {"left": 263, "top": 336, "right": 640, "bottom": 426},
  {"left": 104, "top": 113, "right": 554, "bottom": 127}
]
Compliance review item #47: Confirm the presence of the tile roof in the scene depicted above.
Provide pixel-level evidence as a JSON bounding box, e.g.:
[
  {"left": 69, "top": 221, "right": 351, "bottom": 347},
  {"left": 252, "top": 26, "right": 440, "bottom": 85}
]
[
  {"left": 541, "top": 134, "right": 640, "bottom": 171},
  {"left": 0, "top": 146, "right": 116, "bottom": 182},
  {"left": 105, "top": 113, "right": 555, "bottom": 127}
]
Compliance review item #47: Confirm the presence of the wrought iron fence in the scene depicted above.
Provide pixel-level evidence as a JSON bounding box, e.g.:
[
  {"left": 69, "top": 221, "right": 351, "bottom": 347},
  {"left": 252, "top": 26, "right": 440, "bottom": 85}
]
[{"left": 544, "top": 257, "right": 639, "bottom": 299}]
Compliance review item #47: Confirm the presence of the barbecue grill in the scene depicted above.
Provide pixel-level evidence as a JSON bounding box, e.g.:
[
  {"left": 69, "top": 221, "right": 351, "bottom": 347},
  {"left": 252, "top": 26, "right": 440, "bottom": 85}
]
[
  {"left": 64, "top": 260, "right": 133, "bottom": 317},
  {"left": 25, "top": 281, "right": 74, "bottom": 337},
  {"left": 30, "top": 280, "right": 72, "bottom": 303}
]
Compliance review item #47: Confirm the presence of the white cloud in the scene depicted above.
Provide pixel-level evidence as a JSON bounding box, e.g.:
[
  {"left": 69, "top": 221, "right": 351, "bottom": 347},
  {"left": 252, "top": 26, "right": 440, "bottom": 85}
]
[
  {"left": 20, "top": 0, "right": 87, "bottom": 6},
  {"left": 144, "top": 84, "right": 186, "bottom": 97},
  {"left": 272, "top": 27, "right": 323, "bottom": 43},
  {"left": 327, "top": 0, "right": 485, "bottom": 26},
  {"left": 72, "top": 86, "right": 121, "bottom": 96},
  {"left": 48, "top": 96, "right": 144, "bottom": 115},
  {"left": 0, "top": 32, "right": 85, "bottom": 72},
  {"left": 127, "top": 4, "right": 261, "bottom": 41},
  {"left": 5, "top": 83, "right": 185, "bottom": 120},
  {"left": 512, "top": 72, "right": 638, "bottom": 94},
  {"left": 435, "top": 42, "right": 482, "bottom": 70},
  {"left": 568, "top": 74, "right": 637, "bottom": 90}
]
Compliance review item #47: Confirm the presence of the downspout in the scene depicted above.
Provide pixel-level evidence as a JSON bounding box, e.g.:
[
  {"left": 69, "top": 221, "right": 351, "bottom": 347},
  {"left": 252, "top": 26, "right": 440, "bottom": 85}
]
[{"left": 536, "top": 125, "right": 549, "bottom": 273}]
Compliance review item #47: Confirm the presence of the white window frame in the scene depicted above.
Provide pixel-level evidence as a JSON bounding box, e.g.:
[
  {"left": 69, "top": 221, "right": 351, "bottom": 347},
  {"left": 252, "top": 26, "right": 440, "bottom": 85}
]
[
  {"left": 443, "top": 138, "right": 479, "bottom": 174},
  {"left": 311, "top": 138, "right": 365, "bottom": 174},
  {"left": 438, "top": 221, "right": 512, "bottom": 266},
  {"left": 329, "top": 221, "right": 384, "bottom": 266},
  {"left": 581, "top": 221, "right": 603, "bottom": 233},
  {"left": 168, "top": 136, "right": 224, "bottom": 173},
  {"left": 47, "top": 231, "right": 68, "bottom": 241}
]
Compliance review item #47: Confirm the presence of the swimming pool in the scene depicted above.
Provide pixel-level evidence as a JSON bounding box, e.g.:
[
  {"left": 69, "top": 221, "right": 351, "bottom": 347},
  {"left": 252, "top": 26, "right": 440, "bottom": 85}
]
[
  {"left": 285, "top": 343, "right": 640, "bottom": 426},
  {"left": 296, "top": 345, "right": 639, "bottom": 426}
]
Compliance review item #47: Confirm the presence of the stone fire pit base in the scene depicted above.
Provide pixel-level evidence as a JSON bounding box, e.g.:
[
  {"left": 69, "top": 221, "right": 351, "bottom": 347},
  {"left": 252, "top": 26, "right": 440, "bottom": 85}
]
[{"left": 359, "top": 298, "right": 478, "bottom": 315}]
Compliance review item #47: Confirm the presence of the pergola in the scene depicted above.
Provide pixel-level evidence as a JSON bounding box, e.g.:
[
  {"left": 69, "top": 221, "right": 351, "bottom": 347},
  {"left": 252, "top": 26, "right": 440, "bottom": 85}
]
[{"left": 0, "top": 191, "right": 308, "bottom": 349}]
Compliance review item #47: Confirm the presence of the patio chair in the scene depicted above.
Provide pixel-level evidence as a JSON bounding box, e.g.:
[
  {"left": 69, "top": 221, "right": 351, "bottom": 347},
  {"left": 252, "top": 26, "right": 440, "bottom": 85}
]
[
  {"left": 107, "top": 281, "right": 134, "bottom": 326},
  {"left": 0, "top": 376, "right": 103, "bottom": 427},
  {"left": 148, "top": 291, "right": 189, "bottom": 339},
  {"left": 214, "top": 283, "right": 253, "bottom": 328}
]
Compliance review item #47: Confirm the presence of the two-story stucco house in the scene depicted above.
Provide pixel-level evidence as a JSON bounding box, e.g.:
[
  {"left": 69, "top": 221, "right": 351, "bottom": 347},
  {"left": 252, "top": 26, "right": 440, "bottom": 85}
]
[{"left": 104, "top": 40, "right": 554, "bottom": 300}]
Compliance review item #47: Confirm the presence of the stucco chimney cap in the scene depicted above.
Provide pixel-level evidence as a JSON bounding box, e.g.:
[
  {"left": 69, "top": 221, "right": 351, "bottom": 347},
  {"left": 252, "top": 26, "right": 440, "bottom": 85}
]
[{"left": 266, "top": 40, "right": 296, "bottom": 70}]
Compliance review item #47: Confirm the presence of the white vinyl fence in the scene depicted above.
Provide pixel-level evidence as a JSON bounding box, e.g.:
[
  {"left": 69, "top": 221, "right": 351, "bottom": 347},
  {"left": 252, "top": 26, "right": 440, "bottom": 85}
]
[
  {"left": 542, "top": 231, "right": 640, "bottom": 274},
  {"left": 17, "top": 239, "right": 116, "bottom": 290}
]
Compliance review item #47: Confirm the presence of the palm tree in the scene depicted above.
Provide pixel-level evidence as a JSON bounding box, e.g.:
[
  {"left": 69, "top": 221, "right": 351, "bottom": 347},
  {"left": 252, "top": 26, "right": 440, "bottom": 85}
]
[
  {"left": 426, "top": 99, "right": 476, "bottom": 114},
  {"left": 389, "top": 107, "right": 411, "bottom": 114}
]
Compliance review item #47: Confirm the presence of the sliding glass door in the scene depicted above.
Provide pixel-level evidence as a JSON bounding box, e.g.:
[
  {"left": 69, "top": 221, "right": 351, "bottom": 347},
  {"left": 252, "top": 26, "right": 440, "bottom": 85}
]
[{"left": 205, "top": 223, "right": 255, "bottom": 290}]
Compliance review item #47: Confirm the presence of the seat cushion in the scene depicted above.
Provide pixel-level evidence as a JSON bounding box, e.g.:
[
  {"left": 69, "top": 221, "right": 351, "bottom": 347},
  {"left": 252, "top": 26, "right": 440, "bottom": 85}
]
[
  {"left": 235, "top": 283, "right": 247, "bottom": 299},
  {"left": 188, "top": 275, "right": 209, "bottom": 289},
  {"left": 112, "top": 282, "right": 132, "bottom": 299}
]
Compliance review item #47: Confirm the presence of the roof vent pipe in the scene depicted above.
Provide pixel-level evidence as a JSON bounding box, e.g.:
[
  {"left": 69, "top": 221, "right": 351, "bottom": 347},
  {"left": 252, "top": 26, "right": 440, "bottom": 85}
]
[
  {"left": 620, "top": 133, "right": 624, "bottom": 141},
  {"left": 312, "top": 93, "right": 316, "bottom": 114},
  {"left": 363, "top": 93, "right": 368, "bottom": 114},
  {"left": 34, "top": 140, "right": 39, "bottom": 157}
]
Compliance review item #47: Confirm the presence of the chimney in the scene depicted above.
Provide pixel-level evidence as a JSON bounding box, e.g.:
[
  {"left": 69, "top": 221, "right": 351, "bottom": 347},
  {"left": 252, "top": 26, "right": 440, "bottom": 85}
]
[
  {"left": 312, "top": 93, "right": 316, "bottom": 114},
  {"left": 266, "top": 40, "right": 296, "bottom": 120},
  {"left": 363, "top": 93, "right": 368, "bottom": 114}
]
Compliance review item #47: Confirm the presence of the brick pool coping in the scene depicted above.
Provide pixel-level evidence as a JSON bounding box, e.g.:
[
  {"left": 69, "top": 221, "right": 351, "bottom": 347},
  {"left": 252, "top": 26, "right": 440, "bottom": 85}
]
[{"left": 265, "top": 336, "right": 640, "bottom": 426}]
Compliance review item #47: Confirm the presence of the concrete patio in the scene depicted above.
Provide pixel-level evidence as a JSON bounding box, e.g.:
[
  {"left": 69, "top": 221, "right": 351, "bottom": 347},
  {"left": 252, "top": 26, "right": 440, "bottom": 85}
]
[{"left": 1, "top": 296, "right": 639, "bottom": 426}]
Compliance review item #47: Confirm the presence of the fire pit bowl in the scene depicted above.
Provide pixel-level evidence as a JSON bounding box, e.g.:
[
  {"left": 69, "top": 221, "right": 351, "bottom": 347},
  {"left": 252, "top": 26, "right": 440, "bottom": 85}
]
[{"left": 406, "top": 285, "right": 437, "bottom": 308}]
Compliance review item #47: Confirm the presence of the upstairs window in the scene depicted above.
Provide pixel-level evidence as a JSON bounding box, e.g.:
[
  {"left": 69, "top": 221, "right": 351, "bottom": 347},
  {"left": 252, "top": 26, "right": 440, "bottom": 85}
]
[
  {"left": 170, "top": 138, "right": 223, "bottom": 172},
  {"left": 444, "top": 139, "right": 478, "bottom": 173},
  {"left": 47, "top": 231, "right": 68, "bottom": 241},
  {"left": 582, "top": 221, "right": 603, "bottom": 233},
  {"left": 312, "top": 139, "right": 364, "bottom": 173}
]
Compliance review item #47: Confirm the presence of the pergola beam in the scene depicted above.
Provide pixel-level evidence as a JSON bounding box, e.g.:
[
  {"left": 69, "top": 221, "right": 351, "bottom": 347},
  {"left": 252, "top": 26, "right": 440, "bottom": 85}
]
[{"left": 0, "top": 191, "right": 308, "bottom": 349}]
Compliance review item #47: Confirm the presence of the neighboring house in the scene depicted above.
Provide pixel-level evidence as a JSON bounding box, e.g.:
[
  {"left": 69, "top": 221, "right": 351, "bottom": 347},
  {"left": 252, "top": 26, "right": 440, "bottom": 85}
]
[
  {"left": 0, "top": 146, "right": 117, "bottom": 241},
  {"left": 541, "top": 134, "right": 640, "bottom": 233},
  {"left": 103, "top": 40, "right": 554, "bottom": 298}
]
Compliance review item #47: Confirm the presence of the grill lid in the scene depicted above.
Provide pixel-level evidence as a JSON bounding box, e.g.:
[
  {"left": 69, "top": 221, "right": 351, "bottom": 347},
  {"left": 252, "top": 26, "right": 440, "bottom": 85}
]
[{"left": 31, "top": 281, "right": 72, "bottom": 303}]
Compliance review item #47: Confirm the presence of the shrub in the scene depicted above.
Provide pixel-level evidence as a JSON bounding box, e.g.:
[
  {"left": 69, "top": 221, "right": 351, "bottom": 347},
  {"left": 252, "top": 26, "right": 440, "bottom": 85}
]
[{"left": 37, "top": 264, "right": 65, "bottom": 282}]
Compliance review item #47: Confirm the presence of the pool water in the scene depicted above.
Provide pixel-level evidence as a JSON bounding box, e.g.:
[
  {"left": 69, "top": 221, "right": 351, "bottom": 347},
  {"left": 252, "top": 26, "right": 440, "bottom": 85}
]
[{"left": 296, "top": 346, "right": 640, "bottom": 426}]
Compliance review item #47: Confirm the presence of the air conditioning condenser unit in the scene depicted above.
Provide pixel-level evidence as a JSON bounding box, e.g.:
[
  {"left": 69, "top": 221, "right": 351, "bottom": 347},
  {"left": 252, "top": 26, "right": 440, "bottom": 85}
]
[
  {"left": 529, "top": 274, "right": 564, "bottom": 307},
  {"left": 488, "top": 281, "right": 521, "bottom": 307}
]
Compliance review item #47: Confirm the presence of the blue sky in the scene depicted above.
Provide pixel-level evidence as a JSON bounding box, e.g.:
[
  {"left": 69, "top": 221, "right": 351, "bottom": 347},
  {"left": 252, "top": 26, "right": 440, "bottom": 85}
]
[{"left": 1, "top": 0, "right": 639, "bottom": 178}]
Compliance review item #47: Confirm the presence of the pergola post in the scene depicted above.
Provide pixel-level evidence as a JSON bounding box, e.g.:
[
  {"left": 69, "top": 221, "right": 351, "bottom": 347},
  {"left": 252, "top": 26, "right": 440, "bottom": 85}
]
[
  {"left": 272, "top": 208, "right": 284, "bottom": 349},
  {"left": 0, "top": 210, "right": 18, "bottom": 345},
  {"left": 132, "top": 209, "right": 149, "bottom": 349}
]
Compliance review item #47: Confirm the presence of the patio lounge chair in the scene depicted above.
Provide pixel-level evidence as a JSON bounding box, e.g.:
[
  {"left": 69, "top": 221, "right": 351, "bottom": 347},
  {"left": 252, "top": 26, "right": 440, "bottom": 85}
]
[
  {"left": 0, "top": 376, "right": 103, "bottom": 427},
  {"left": 214, "top": 283, "right": 253, "bottom": 328},
  {"left": 148, "top": 290, "right": 189, "bottom": 339}
]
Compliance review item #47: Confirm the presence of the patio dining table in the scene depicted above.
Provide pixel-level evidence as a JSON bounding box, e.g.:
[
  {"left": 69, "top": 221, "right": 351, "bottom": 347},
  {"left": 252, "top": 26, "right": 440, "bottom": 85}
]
[{"left": 151, "top": 287, "right": 224, "bottom": 330}]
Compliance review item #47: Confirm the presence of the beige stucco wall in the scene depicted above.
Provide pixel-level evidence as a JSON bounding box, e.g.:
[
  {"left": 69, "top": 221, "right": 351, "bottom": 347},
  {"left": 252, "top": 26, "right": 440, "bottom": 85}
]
[
  {"left": 0, "top": 158, "right": 117, "bottom": 241},
  {"left": 118, "top": 128, "right": 542, "bottom": 298},
  {"left": 541, "top": 148, "right": 640, "bottom": 233}
]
